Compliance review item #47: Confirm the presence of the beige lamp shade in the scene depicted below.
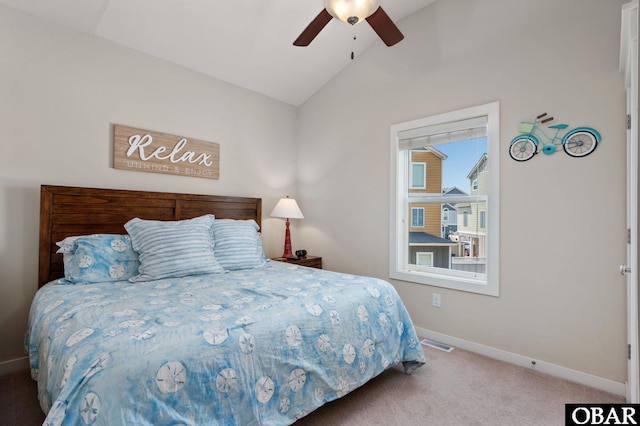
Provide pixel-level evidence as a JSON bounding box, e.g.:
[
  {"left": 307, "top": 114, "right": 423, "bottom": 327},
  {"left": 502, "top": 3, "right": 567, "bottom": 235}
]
[{"left": 270, "top": 197, "right": 304, "bottom": 219}]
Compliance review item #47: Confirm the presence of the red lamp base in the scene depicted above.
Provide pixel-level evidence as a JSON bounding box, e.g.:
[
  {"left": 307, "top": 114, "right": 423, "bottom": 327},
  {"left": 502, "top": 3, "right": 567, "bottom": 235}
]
[{"left": 282, "top": 218, "right": 294, "bottom": 258}]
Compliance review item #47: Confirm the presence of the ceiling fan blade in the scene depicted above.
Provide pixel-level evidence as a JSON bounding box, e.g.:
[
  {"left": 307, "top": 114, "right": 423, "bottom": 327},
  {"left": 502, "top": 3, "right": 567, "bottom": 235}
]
[
  {"left": 293, "top": 9, "right": 333, "bottom": 46},
  {"left": 365, "top": 7, "right": 404, "bottom": 47}
]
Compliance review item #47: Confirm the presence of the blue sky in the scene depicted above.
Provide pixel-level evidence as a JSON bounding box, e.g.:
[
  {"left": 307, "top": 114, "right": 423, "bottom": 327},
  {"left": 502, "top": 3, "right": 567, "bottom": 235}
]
[{"left": 435, "top": 137, "right": 487, "bottom": 192}]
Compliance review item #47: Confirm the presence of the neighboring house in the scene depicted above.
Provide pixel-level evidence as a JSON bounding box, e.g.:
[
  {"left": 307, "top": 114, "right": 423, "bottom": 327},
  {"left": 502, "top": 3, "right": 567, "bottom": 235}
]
[
  {"left": 455, "top": 154, "right": 488, "bottom": 259},
  {"left": 409, "top": 232, "right": 456, "bottom": 268},
  {"left": 408, "top": 147, "right": 487, "bottom": 270},
  {"left": 408, "top": 147, "right": 447, "bottom": 237},
  {"left": 441, "top": 202, "right": 457, "bottom": 238},
  {"left": 441, "top": 186, "right": 467, "bottom": 238},
  {"left": 408, "top": 148, "right": 457, "bottom": 264}
]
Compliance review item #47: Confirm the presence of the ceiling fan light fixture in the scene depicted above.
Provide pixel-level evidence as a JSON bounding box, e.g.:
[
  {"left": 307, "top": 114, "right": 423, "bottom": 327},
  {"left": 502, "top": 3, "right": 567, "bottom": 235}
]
[{"left": 325, "top": 0, "right": 379, "bottom": 25}]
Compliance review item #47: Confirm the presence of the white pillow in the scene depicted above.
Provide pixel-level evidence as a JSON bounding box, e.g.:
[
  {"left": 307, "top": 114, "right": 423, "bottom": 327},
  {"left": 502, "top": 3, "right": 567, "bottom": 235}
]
[
  {"left": 125, "top": 214, "right": 224, "bottom": 281},
  {"left": 56, "top": 235, "right": 80, "bottom": 267},
  {"left": 56, "top": 236, "right": 80, "bottom": 254}
]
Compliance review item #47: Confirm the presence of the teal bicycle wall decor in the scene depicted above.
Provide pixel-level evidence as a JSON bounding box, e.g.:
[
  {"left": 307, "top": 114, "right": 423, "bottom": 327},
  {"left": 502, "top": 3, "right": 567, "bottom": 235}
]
[{"left": 509, "top": 113, "right": 601, "bottom": 162}]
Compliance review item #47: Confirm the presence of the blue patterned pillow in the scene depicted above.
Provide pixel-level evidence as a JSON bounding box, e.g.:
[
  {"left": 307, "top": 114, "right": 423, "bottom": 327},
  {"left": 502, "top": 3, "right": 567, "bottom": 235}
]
[
  {"left": 125, "top": 214, "right": 224, "bottom": 281},
  {"left": 212, "top": 219, "right": 266, "bottom": 270},
  {"left": 59, "top": 234, "right": 140, "bottom": 283}
]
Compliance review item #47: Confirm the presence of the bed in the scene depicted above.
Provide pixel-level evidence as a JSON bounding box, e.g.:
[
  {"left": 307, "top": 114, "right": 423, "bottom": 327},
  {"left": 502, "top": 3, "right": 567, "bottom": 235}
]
[{"left": 26, "top": 185, "right": 425, "bottom": 425}]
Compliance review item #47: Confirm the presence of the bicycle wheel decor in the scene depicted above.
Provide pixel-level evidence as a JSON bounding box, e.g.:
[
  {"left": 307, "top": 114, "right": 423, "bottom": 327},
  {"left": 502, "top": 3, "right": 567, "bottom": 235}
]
[
  {"left": 562, "top": 128, "right": 600, "bottom": 157},
  {"left": 509, "top": 135, "right": 537, "bottom": 162},
  {"left": 509, "top": 115, "right": 601, "bottom": 162}
]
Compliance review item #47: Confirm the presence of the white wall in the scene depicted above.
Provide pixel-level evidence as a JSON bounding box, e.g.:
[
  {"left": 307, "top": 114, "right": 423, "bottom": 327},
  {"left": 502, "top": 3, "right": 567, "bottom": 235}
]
[
  {"left": 297, "top": 0, "right": 628, "bottom": 383},
  {"left": 0, "top": 5, "right": 298, "bottom": 366}
]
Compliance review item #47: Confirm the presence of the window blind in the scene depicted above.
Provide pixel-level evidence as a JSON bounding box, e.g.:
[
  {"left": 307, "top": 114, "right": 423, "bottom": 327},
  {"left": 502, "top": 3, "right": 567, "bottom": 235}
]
[{"left": 399, "top": 116, "right": 487, "bottom": 150}]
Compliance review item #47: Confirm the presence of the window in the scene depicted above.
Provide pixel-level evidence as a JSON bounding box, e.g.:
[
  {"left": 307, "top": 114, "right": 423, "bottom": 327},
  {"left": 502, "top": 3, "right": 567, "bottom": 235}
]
[
  {"left": 410, "top": 162, "right": 426, "bottom": 189},
  {"left": 390, "top": 102, "right": 500, "bottom": 296},
  {"left": 411, "top": 207, "right": 424, "bottom": 227},
  {"left": 416, "top": 252, "right": 434, "bottom": 267}
]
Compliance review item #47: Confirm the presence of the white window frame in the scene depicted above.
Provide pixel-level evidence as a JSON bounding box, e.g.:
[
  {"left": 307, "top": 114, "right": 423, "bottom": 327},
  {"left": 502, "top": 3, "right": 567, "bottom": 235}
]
[
  {"left": 410, "top": 162, "right": 426, "bottom": 189},
  {"left": 390, "top": 102, "right": 500, "bottom": 297},
  {"left": 411, "top": 207, "right": 424, "bottom": 227}
]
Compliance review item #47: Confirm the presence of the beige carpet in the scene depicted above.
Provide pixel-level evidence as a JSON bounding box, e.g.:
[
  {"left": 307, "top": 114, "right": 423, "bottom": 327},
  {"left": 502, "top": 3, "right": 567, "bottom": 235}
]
[
  {"left": 297, "top": 345, "right": 624, "bottom": 426},
  {"left": 0, "top": 345, "right": 624, "bottom": 426}
]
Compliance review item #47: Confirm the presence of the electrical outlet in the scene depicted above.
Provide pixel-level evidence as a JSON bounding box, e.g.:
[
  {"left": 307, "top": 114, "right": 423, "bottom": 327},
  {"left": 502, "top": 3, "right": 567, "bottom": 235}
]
[{"left": 432, "top": 293, "right": 441, "bottom": 308}]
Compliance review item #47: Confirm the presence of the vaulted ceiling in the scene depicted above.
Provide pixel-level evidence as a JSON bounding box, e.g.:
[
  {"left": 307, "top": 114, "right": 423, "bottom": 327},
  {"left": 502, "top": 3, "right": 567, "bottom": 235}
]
[{"left": 0, "top": 0, "right": 435, "bottom": 106}]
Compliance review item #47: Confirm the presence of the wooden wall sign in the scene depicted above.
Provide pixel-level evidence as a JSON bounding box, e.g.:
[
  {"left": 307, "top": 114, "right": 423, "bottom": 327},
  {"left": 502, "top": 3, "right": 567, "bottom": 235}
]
[{"left": 113, "top": 124, "right": 220, "bottom": 179}]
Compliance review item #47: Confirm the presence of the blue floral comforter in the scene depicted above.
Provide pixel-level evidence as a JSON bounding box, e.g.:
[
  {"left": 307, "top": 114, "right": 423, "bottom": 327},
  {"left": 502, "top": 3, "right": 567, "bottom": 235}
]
[{"left": 25, "top": 261, "right": 425, "bottom": 425}]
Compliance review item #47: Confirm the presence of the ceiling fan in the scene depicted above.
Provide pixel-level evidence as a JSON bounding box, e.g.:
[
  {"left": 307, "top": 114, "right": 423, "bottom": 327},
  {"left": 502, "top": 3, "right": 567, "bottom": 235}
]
[{"left": 293, "top": 0, "right": 404, "bottom": 47}]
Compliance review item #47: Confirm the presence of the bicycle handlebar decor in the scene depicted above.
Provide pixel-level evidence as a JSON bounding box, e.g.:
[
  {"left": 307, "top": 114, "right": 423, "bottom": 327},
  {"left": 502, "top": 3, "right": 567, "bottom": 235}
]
[{"left": 509, "top": 112, "right": 601, "bottom": 162}]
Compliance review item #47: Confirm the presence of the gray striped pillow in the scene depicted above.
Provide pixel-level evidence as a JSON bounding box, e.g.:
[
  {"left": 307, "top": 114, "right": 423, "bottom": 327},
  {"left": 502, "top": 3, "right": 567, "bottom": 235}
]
[
  {"left": 125, "top": 214, "right": 223, "bottom": 281},
  {"left": 212, "top": 219, "right": 266, "bottom": 270}
]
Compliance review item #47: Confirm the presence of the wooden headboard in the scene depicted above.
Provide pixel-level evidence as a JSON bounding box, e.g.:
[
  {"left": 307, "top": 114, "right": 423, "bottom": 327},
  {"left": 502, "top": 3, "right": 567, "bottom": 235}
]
[{"left": 39, "top": 185, "right": 262, "bottom": 287}]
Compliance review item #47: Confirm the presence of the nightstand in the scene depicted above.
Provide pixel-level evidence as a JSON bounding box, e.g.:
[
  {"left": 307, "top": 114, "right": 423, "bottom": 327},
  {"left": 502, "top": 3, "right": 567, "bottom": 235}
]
[{"left": 272, "top": 256, "right": 322, "bottom": 269}]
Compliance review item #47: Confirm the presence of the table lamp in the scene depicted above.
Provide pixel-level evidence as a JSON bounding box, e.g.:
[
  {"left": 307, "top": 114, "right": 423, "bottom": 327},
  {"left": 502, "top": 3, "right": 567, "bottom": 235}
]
[{"left": 270, "top": 196, "right": 304, "bottom": 258}]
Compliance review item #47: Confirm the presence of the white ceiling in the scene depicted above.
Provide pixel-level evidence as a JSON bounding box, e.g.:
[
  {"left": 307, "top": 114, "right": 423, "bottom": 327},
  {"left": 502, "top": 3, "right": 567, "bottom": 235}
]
[{"left": 0, "top": 0, "right": 435, "bottom": 106}]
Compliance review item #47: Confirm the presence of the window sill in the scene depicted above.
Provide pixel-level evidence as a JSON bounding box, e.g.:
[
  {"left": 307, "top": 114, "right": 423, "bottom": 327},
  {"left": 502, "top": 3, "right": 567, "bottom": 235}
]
[{"left": 390, "top": 269, "right": 499, "bottom": 297}]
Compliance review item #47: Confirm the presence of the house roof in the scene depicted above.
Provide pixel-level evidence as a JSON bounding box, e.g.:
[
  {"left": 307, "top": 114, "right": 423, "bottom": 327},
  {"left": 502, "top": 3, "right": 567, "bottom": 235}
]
[
  {"left": 409, "top": 232, "right": 457, "bottom": 245},
  {"left": 443, "top": 186, "right": 468, "bottom": 196},
  {"left": 412, "top": 146, "right": 448, "bottom": 160},
  {"left": 467, "top": 153, "right": 488, "bottom": 179}
]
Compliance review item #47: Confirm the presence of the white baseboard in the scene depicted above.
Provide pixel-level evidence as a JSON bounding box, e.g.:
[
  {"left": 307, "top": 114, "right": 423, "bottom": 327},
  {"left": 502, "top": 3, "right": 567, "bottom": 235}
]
[
  {"left": 0, "top": 356, "right": 29, "bottom": 376},
  {"left": 415, "top": 327, "right": 626, "bottom": 397}
]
